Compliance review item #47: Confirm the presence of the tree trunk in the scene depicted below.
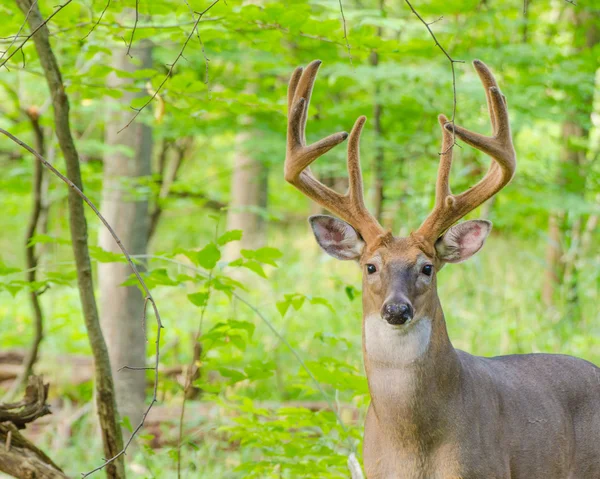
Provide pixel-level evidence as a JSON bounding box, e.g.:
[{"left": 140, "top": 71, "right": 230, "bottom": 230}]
[
  {"left": 542, "top": 9, "right": 598, "bottom": 312},
  {"left": 14, "top": 0, "right": 125, "bottom": 476},
  {"left": 370, "top": 0, "right": 385, "bottom": 223},
  {"left": 148, "top": 138, "right": 191, "bottom": 243},
  {"left": 3, "top": 108, "right": 47, "bottom": 402},
  {"left": 99, "top": 43, "right": 153, "bottom": 434},
  {"left": 224, "top": 131, "right": 268, "bottom": 258}
]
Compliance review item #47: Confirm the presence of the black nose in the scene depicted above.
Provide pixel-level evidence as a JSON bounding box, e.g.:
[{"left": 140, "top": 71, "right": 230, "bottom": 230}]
[{"left": 382, "top": 302, "right": 414, "bottom": 325}]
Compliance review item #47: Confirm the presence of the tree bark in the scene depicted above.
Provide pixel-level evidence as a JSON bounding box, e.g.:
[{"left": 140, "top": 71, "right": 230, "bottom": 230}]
[
  {"left": 99, "top": 43, "right": 153, "bottom": 435},
  {"left": 14, "top": 0, "right": 125, "bottom": 476},
  {"left": 0, "top": 376, "right": 67, "bottom": 479},
  {"left": 0, "top": 424, "right": 68, "bottom": 479},
  {"left": 224, "top": 131, "right": 268, "bottom": 258}
]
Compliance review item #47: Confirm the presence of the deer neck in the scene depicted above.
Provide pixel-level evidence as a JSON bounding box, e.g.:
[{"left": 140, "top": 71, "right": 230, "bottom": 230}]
[{"left": 362, "top": 299, "right": 461, "bottom": 443}]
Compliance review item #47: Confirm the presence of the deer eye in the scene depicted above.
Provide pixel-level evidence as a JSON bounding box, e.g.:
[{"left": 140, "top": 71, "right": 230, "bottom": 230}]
[
  {"left": 421, "top": 264, "right": 433, "bottom": 276},
  {"left": 366, "top": 264, "right": 377, "bottom": 275}
]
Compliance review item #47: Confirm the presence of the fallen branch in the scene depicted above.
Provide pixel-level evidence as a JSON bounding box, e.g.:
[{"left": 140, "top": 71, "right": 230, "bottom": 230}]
[
  {"left": 0, "top": 376, "right": 67, "bottom": 479},
  {"left": 0, "top": 376, "right": 50, "bottom": 428}
]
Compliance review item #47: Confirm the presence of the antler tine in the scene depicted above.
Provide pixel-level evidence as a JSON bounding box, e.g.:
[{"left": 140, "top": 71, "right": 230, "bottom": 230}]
[
  {"left": 284, "top": 61, "right": 385, "bottom": 245},
  {"left": 347, "top": 116, "right": 368, "bottom": 208},
  {"left": 435, "top": 113, "right": 454, "bottom": 207},
  {"left": 417, "top": 60, "right": 516, "bottom": 244},
  {"left": 285, "top": 61, "right": 348, "bottom": 179}
]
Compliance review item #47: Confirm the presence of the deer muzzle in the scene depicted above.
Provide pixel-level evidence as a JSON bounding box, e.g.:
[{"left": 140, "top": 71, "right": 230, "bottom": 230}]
[{"left": 381, "top": 300, "right": 414, "bottom": 325}]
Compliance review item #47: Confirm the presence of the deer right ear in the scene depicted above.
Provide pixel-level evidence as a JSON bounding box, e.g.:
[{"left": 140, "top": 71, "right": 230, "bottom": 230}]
[{"left": 309, "top": 215, "right": 365, "bottom": 261}]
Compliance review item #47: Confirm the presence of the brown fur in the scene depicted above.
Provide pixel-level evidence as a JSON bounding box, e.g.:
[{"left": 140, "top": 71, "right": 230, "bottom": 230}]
[{"left": 360, "top": 236, "right": 600, "bottom": 479}]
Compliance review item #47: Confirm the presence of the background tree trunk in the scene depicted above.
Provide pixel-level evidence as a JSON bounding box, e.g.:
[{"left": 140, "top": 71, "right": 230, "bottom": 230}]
[
  {"left": 224, "top": 131, "right": 268, "bottom": 258},
  {"left": 99, "top": 42, "right": 153, "bottom": 434},
  {"left": 542, "top": 10, "right": 598, "bottom": 312},
  {"left": 370, "top": 0, "right": 385, "bottom": 224},
  {"left": 14, "top": 0, "right": 125, "bottom": 476},
  {"left": 3, "top": 108, "right": 47, "bottom": 402}
]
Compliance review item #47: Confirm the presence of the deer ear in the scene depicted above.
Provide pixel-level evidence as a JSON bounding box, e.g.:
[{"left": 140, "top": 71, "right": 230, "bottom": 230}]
[
  {"left": 309, "top": 215, "right": 365, "bottom": 261},
  {"left": 435, "top": 220, "right": 492, "bottom": 263}
]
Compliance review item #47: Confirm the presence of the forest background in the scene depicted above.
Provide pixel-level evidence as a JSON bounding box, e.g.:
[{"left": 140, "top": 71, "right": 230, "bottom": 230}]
[{"left": 0, "top": 0, "right": 598, "bottom": 477}]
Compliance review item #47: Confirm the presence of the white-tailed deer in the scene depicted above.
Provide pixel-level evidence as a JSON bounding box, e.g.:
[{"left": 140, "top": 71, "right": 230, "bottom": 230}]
[{"left": 284, "top": 60, "right": 600, "bottom": 478}]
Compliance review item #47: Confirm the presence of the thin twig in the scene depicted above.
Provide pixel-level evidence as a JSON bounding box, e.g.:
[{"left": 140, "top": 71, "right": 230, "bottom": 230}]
[
  {"left": 125, "top": 0, "right": 139, "bottom": 57},
  {"left": 81, "top": 0, "right": 111, "bottom": 40},
  {"left": 0, "top": 0, "right": 73, "bottom": 70},
  {"left": 117, "top": 0, "right": 221, "bottom": 133},
  {"left": 403, "top": 0, "right": 464, "bottom": 154},
  {"left": 0, "top": 0, "right": 38, "bottom": 64},
  {"left": 338, "top": 0, "right": 353, "bottom": 67},
  {"left": 0, "top": 128, "right": 164, "bottom": 479},
  {"left": 184, "top": 0, "right": 213, "bottom": 96}
]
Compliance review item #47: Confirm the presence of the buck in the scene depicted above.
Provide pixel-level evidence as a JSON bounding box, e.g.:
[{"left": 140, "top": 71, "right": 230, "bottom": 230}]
[{"left": 284, "top": 60, "right": 600, "bottom": 478}]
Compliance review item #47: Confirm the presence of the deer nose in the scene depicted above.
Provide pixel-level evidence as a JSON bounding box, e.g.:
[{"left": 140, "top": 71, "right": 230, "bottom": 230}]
[{"left": 381, "top": 301, "right": 414, "bottom": 325}]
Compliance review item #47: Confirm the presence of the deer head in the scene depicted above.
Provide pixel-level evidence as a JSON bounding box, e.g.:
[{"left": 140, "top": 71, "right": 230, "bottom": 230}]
[{"left": 285, "top": 60, "right": 515, "bottom": 334}]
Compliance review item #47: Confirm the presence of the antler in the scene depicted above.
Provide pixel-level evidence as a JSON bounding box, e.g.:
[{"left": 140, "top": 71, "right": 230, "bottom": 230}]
[
  {"left": 416, "top": 60, "right": 516, "bottom": 244},
  {"left": 285, "top": 60, "right": 385, "bottom": 245}
]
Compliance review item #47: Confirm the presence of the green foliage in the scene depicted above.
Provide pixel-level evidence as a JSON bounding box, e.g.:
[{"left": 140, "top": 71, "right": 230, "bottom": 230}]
[{"left": 0, "top": 0, "right": 598, "bottom": 477}]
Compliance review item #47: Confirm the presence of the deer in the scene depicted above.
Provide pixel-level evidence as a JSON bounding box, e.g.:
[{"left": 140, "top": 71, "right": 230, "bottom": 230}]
[{"left": 284, "top": 59, "right": 600, "bottom": 479}]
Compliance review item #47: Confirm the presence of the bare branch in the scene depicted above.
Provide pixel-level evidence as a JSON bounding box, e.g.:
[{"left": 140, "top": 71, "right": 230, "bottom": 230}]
[
  {"left": 118, "top": 0, "right": 221, "bottom": 133},
  {"left": 338, "top": 0, "right": 353, "bottom": 67},
  {"left": 403, "top": 0, "right": 464, "bottom": 153},
  {"left": 0, "top": 0, "right": 73, "bottom": 70},
  {"left": 81, "top": 0, "right": 111, "bottom": 40},
  {"left": 125, "top": 0, "right": 140, "bottom": 57},
  {"left": 0, "top": 0, "right": 38, "bottom": 65}
]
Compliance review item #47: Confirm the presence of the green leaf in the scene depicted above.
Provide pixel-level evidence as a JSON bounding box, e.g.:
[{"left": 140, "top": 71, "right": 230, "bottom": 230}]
[
  {"left": 196, "top": 243, "right": 221, "bottom": 269},
  {"left": 241, "top": 246, "right": 283, "bottom": 267},
  {"left": 121, "top": 268, "right": 177, "bottom": 288},
  {"left": 218, "top": 367, "right": 247, "bottom": 383},
  {"left": 345, "top": 285, "right": 359, "bottom": 301},
  {"left": 228, "top": 319, "right": 255, "bottom": 339},
  {"left": 89, "top": 246, "right": 126, "bottom": 263},
  {"left": 276, "top": 300, "right": 290, "bottom": 318},
  {"left": 309, "top": 296, "right": 334, "bottom": 313},
  {"left": 188, "top": 291, "right": 209, "bottom": 308},
  {"left": 0, "top": 261, "right": 20, "bottom": 276},
  {"left": 27, "top": 234, "right": 69, "bottom": 246},
  {"left": 217, "top": 229, "right": 243, "bottom": 246},
  {"left": 229, "top": 334, "right": 246, "bottom": 351},
  {"left": 244, "top": 360, "right": 275, "bottom": 381},
  {"left": 287, "top": 293, "right": 305, "bottom": 311},
  {"left": 241, "top": 259, "right": 266, "bottom": 278},
  {"left": 121, "top": 416, "right": 133, "bottom": 433}
]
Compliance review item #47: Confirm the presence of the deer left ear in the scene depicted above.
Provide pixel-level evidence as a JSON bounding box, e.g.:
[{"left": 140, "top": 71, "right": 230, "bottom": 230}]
[
  {"left": 309, "top": 215, "right": 365, "bottom": 261},
  {"left": 435, "top": 220, "right": 492, "bottom": 263}
]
